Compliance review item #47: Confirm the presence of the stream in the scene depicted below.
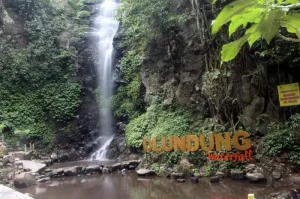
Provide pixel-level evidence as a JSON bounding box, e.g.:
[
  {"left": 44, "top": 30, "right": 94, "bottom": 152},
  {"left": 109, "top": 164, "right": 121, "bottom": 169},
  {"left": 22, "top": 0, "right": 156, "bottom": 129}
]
[{"left": 16, "top": 171, "right": 278, "bottom": 199}]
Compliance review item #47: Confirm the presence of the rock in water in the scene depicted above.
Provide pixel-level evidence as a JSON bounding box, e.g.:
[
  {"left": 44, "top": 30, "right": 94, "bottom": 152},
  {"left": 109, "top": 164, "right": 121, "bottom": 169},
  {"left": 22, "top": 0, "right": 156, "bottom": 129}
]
[
  {"left": 246, "top": 172, "right": 266, "bottom": 183},
  {"left": 86, "top": 165, "right": 101, "bottom": 174},
  {"left": 51, "top": 168, "right": 64, "bottom": 177},
  {"left": 272, "top": 170, "right": 281, "bottom": 180},
  {"left": 111, "top": 163, "right": 121, "bottom": 172},
  {"left": 136, "top": 169, "right": 155, "bottom": 176},
  {"left": 102, "top": 167, "right": 109, "bottom": 174},
  {"left": 14, "top": 172, "right": 36, "bottom": 188},
  {"left": 210, "top": 176, "right": 220, "bottom": 183},
  {"left": 37, "top": 177, "right": 50, "bottom": 183},
  {"left": 64, "top": 167, "right": 78, "bottom": 176},
  {"left": 21, "top": 160, "right": 46, "bottom": 173},
  {"left": 170, "top": 172, "right": 184, "bottom": 179},
  {"left": 177, "top": 178, "right": 186, "bottom": 183},
  {"left": 191, "top": 177, "right": 199, "bottom": 184},
  {"left": 231, "top": 170, "right": 244, "bottom": 180},
  {"left": 50, "top": 153, "right": 58, "bottom": 161}
]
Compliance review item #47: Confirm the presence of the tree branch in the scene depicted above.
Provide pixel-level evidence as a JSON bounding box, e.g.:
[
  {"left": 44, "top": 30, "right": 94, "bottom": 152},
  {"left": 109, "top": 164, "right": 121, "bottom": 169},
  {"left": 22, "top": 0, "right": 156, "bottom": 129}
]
[
  {"left": 276, "top": 2, "right": 300, "bottom": 9},
  {"left": 277, "top": 33, "right": 300, "bottom": 43}
]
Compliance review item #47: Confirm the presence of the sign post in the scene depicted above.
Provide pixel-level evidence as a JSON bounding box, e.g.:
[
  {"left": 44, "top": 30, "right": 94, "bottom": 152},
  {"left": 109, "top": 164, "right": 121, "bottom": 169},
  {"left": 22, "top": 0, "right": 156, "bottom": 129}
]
[{"left": 277, "top": 83, "right": 300, "bottom": 107}]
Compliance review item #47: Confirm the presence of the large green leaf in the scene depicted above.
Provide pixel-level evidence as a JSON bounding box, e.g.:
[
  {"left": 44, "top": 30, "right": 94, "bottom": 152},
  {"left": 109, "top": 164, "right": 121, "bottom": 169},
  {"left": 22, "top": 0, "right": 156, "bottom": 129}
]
[
  {"left": 248, "top": 31, "right": 261, "bottom": 47},
  {"left": 245, "top": 23, "right": 259, "bottom": 34},
  {"left": 280, "top": 22, "right": 300, "bottom": 39},
  {"left": 228, "top": 8, "right": 264, "bottom": 36},
  {"left": 258, "top": 9, "right": 285, "bottom": 44},
  {"left": 212, "top": 0, "right": 258, "bottom": 35},
  {"left": 245, "top": 24, "right": 261, "bottom": 47},
  {"left": 280, "top": 13, "right": 300, "bottom": 38},
  {"left": 221, "top": 34, "right": 249, "bottom": 62}
]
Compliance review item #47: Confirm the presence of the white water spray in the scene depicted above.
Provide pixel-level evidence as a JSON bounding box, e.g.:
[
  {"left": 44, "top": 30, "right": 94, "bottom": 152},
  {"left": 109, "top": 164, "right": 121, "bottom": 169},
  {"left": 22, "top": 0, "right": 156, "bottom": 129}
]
[{"left": 90, "top": 0, "right": 120, "bottom": 161}]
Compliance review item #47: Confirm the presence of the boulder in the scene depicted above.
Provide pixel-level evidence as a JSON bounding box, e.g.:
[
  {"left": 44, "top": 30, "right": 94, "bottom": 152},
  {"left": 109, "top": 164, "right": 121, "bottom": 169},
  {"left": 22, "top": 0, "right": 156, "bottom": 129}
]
[
  {"left": 191, "top": 177, "right": 199, "bottom": 184},
  {"left": 51, "top": 168, "right": 64, "bottom": 177},
  {"left": 64, "top": 167, "right": 78, "bottom": 177},
  {"left": 121, "top": 161, "right": 130, "bottom": 169},
  {"left": 18, "top": 164, "right": 24, "bottom": 170},
  {"left": 193, "top": 173, "right": 201, "bottom": 178},
  {"left": 246, "top": 172, "right": 266, "bottom": 183},
  {"left": 216, "top": 171, "right": 225, "bottom": 178},
  {"left": 129, "top": 160, "right": 140, "bottom": 167},
  {"left": 179, "top": 156, "right": 191, "bottom": 172},
  {"left": 86, "top": 165, "right": 101, "bottom": 174},
  {"left": 166, "top": 168, "right": 174, "bottom": 178},
  {"left": 50, "top": 153, "right": 58, "bottom": 160},
  {"left": 177, "top": 178, "right": 186, "bottom": 183},
  {"left": 3, "top": 155, "right": 15, "bottom": 165},
  {"left": 21, "top": 160, "right": 46, "bottom": 173},
  {"left": 117, "top": 122, "right": 126, "bottom": 132},
  {"left": 276, "top": 191, "right": 293, "bottom": 199},
  {"left": 129, "top": 165, "right": 136, "bottom": 170},
  {"left": 102, "top": 167, "right": 109, "bottom": 174},
  {"left": 136, "top": 169, "right": 155, "bottom": 176},
  {"left": 14, "top": 172, "right": 36, "bottom": 188},
  {"left": 287, "top": 174, "right": 300, "bottom": 184},
  {"left": 6, "top": 163, "right": 13, "bottom": 167},
  {"left": 269, "top": 192, "right": 280, "bottom": 197},
  {"left": 170, "top": 172, "right": 184, "bottom": 179},
  {"left": 36, "top": 175, "right": 46, "bottom": 180},
  {"left": 9, "top": 151, "right": 32, "bottom": 160},
  {"left": 37, "top": 177, "right": 50, "bottom": 183},
  {"left": 111, "top": 163, "right": 121, "bottom": 171},
  {"left": 272, "top": 170, "right": 282, "bottom": 180},
  {"left": 245, "top": 164, "right": 256, "bottom": 172},
  {"left": 210, "top": 176, "right": 220, "bottom": 183},
  {"left": 0, "top": 145, "right": 8, "bottom": 156},
  {"left": 75, "top": 166, "right": 82, "bottom": 173},
  {"left": 231, "top": 170, "right": 244, "bottom": 180},
  {"left": 58, "top": 153, "right": 69, "bottom": 162}
]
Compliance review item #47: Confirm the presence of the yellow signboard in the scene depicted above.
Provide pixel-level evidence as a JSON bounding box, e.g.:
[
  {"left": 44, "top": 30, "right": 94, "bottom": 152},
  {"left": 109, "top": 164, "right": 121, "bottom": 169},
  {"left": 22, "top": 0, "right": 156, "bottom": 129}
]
[{"left": 277, "top": 83, "right": 300, "bottom": 107}]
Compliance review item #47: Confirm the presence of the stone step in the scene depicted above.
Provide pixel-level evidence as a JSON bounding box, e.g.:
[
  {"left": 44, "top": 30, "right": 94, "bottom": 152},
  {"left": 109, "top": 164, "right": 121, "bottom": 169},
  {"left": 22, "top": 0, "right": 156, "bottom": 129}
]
[{"left": 0, "top": 185, "right": 34, "bottom": 199}]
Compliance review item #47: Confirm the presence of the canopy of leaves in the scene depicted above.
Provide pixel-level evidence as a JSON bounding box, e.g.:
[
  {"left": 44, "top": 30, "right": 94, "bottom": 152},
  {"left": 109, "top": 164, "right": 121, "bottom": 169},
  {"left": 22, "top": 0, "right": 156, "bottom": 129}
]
[{"left": 212, "top": 0, "right": 300, "bottom": 62}]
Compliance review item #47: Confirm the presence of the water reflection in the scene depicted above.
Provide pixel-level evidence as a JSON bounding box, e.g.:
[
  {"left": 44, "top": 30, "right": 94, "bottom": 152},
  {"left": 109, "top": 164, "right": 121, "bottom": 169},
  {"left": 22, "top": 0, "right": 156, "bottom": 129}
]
[{"left": 17, "top": 174, "right": 274, "bottom": 199}]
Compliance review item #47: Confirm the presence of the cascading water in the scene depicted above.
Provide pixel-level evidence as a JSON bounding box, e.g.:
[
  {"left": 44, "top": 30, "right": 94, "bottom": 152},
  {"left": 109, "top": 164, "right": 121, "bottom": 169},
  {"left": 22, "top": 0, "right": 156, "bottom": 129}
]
[{"left": 90, "top": 0, "right": 120, "bottom": 161}]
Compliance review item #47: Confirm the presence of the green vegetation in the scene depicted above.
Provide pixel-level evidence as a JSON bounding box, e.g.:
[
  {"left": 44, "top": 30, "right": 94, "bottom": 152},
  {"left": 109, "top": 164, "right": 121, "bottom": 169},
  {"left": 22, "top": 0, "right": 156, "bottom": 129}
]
[
  {"left": 112, "top": 0, "right": 186, "bottom": 121},
  {"left": 111, "top": 50, "right": 144, "bottom": 120},
  {"left": 212, "top": 0, "right": 300, "bottom": 62},
  {"left": 126, "top": 105, "right": 192, "bottom": 148},
  {"left": 115, "top": 0, "right": 185, "bottom": 51},
  {"left": 0, "top": 0, "right": 90, "bottom": 148},
  {"left": 264, "top": 113, "right": 300, "bottom": 165}
]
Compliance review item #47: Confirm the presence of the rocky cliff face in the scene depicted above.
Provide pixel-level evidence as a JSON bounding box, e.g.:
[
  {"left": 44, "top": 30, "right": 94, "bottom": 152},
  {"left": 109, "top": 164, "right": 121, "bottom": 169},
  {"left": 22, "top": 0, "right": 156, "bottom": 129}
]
[
  {"left": 135, "top": 0, "right": 300, "bottom": 135},
  {"left": 0, "top": 1, "right": 26, "bottom": 45}
]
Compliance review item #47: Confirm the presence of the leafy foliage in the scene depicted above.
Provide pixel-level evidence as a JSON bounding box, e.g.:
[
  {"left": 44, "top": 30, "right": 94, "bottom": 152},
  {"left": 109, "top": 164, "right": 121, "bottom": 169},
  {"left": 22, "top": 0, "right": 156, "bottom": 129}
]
[
  {"left": 111, "top": 49, "right": 145, "bottom": 120},
  {"left": 126, "top": 105, "right": 194, "bottom": 148},
  {"left": 126, "top": 105, "right": 214, "bottom": 165},
  {"left": 0, "top": 0, "right": 86, "bottom": 147},
  {"left": 264, "top": 114, "right": 300, "bottom": 165},
  {"left": 212, "top": 0, "right": 300, "bottom": 62},
  {"left": 115, "top": 0, "right": 185, "bottom": 51}
]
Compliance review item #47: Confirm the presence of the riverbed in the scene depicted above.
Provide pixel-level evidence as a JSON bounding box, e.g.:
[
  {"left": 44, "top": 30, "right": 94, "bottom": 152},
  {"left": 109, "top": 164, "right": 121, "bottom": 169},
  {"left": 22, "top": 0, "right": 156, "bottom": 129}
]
[{"left": 16, "top": 172, "right": 278, "bottom": 199}]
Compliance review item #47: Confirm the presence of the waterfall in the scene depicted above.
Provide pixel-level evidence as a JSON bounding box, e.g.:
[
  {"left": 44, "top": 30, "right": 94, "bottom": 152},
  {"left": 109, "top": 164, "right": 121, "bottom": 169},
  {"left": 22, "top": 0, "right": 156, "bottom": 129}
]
[{"left": 91, "top": 0, "right": 120, "bottom": 161}]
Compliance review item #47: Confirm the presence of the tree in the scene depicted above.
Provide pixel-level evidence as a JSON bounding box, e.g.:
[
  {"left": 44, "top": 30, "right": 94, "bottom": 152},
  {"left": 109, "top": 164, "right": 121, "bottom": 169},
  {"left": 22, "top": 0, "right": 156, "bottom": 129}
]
[{"left": 212, "top": 0, "right": 300, "bottom": 62}]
